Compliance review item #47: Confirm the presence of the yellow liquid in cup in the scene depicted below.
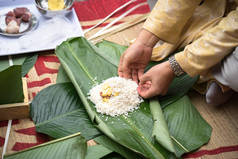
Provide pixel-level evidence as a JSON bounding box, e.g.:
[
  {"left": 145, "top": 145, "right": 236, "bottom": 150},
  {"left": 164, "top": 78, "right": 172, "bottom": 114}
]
[{"left": 48, "top": 0, "right": 65, "bottom": 10}]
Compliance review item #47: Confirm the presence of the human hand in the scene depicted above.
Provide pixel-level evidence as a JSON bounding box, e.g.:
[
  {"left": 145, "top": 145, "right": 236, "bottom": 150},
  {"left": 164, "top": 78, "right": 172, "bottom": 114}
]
[
  {"left": 118, "top": 41, "right": 153, "bottom": 82},
  {"left": 118, "top": 29, "right": 159, "bottom": 83},
  {"left": 137, "top": 61, "right": 175, "bottom": 98}
]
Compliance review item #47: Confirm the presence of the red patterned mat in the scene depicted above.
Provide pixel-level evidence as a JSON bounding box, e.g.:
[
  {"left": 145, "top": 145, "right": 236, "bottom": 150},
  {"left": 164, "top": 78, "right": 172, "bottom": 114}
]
[{"left": 1, "top": 0, "right": 238, "bottom": 158}]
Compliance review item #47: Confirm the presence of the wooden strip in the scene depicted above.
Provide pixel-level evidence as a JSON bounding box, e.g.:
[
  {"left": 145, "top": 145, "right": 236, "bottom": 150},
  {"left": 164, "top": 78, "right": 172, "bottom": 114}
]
[
  {"left": 90, "top": 14, "right": 148, "bottom": 44},
  {"left": 83, "top": 0, "right": 137, "bottom": 34},
  {"left": 88, "top": 3, "right": 148, "bottom": 40},
  {"left": 5, "top": 132, "right": 81, "bottom": 156},
  {"left": 81, "top": 14, "right": 147, "bottom": 27}
]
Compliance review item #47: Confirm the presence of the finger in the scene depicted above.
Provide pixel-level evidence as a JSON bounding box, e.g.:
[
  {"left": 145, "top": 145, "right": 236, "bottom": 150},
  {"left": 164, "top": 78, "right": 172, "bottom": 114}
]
[
  {"left": 138, "top": 81, "right": 151, "bottom": 89},
  {"left": 139, "top": 85, "right": 157, "bottom": 98},
  {"left": 118, "top": 69, "right": 123, "bottom": 77},
  {"left": 139, "top": 73, "right": 150, "bottom": 85},
  {"left": 118, "top": 54, "right": 124, "bottom": 77},
  {"left": 123, "top": 68, "right": 132, "bottom": 79},
  {"left": 132, "top": 69, "right": 138, "bottom": 84},
  {"left": 138, "top": 69, "right": 144, "bottom": 80},
  {"left": 137, "top": 84, "right": 149, "bottom": 95},
  {"left": 143, "top": 82, "right": 151, "bottom": 88},
  {"left": 122, "top": 57, "right": 132, "bottom": 79}
]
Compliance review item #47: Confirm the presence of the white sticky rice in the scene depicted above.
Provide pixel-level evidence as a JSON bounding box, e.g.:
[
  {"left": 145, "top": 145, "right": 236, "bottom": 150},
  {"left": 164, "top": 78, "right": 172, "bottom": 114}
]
[{"left": 88, "top": 77, "right": 143, "bottom": 117}]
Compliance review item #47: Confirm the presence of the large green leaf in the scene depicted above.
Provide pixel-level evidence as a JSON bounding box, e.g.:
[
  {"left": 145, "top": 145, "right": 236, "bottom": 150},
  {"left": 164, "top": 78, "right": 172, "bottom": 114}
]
[
  {"left": 31, "top": 81, "right": 211, "bottom": 158},
  {"left": 0, "top": 55, "right": 26, "bottom": 72},
  {"left": 56, "top": 40, "right": 126, "bottom": 84},
  {"left": 150, "top": 99, "right": 175, "bottom": 153},
  {"left": 0, "top": 54, "right": 37, "bottom": 104},
  {"left": 0, "top": 54, "right": 38, "bottom": 76},
  {"left": 56, "top": 65, "right": 71, "bottom": 83},
  {"left": 94, "top": 135, "right": 143, "bottom": 159},
  {"left": 21, "top": 54, "right": 38, "bottom": 77},
  {"left": 95, "top": 40, "right": 210, "bottom": 156},
  {"left": 101, "top": 154, "right": 124, "bottom": 159},
  {"left": 56, "top": 40, "right": 198, "bottom": 108},
  {"left": 86, "top": 145, "right": 112, "bottom": 159},
  {"left": 164, "top": 96, "right": 212, "bottom": 156},
  {"left": 0, "top": 65, "right": 24, "bottom": 104},
  {"left": 4, "top": 133, "right": 87, "bottom": 159},
  {"left": 56, "top": 37, "right": 179, "bottom": 159},
  {"left": 4, "top": 131, "right": 124, "bottom": 159},
  {"left": 30, "top": 82, "right": 145, "bottom": 159},
  {"left": 95, "top": 40, "right": 127, "bottom": 66},
  {"left": 29, "top": 37, "right": 210, "bottom": 159},
  {"left": 30, "top": 83, "right": 101, "bottom": 140},
  {"left": 0, "top": 55, "right": 27, "bottom": 104}
]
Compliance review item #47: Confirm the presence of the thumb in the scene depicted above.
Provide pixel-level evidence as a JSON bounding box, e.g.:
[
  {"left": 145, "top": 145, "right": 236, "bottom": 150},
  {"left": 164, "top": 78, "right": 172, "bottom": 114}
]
[
  {"left": 139, "top": 84, "right": 157, "bottom": 98},
  {"left": 138, "top": 74, "right": 156, "bottom": 98},
  {"left": 139, "top": 73, "right": 151, "bottom": 85},
  {"left": 118, "top": 53, "right": 125, "bottom": 77}
]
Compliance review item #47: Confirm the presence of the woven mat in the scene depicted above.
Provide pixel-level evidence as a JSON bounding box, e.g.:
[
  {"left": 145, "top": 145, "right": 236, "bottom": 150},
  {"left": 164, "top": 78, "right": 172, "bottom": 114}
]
[{"left": 1, "top": 0, "right": 238, "bottom": 158}]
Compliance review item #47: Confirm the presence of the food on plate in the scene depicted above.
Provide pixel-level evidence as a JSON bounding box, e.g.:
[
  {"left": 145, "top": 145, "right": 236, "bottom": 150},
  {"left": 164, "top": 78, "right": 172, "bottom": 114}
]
[
  {"left": 5, "top": 16, "right": 16, "bottom": 25},
  {"left": 21, "top": 13, "right": 31, "bottom": 22},
  {"left": 3, "top": 7, "right": 32, "bottom": 34},
  {"left": 88, "top": 77, "right": 143, "bottom": 117},
  {"left": 13, "top": 8, "right": 32, "bottom": 22},
  {"left": 6, "top": 11, "right": 15, "bottom": 17},
  {"left": 48, "top": 0, "right": 65, "bottom": 10},
  {"left": 6, "top": 20, "right": 20, "bottom": 34}
]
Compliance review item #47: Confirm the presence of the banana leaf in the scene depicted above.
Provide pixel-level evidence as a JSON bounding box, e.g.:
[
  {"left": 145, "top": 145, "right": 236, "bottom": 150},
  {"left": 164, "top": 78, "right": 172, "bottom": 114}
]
[
  {"left": 56, "top": 40, "right": 198, "bottom": 108},
  {"left": 56, "top": 66, "right": 71, "bottom": 83},
  {"left": 85, "top": 145, "right": 112, "bottom": 159},
  {"left": 30, "top": 82, "right": 101, "bottom": 140},
  {"left": 95, "top": 40, "right": 127, "bottom": 66},
  {"left": 0, "top": 55, "right": 25, "bottom": 104},
  {"left": 164, "top": 96, "right": 212, "bottom": 156},
  {"left": 56, "top": 38, "right": 173, "bottom": 159},
  {"left": 94, "top": 135, "right": 143, "bottom": 159},
  {"left": 0, "top": 55, "right": 26, "bottom": 72},
  {"left": 4, "top": 131, "right": 125, "bottom": 159},
  {"left": 101, "top": 153, "right": 124, "bottom": 159},
  {"left": 150, "top": 99, "right": 175, "bottom": 154},
  {"left": 4, "top": 133, "right": 87, "bottom": 159},
  {"left": 0, "top": 65, "right": 24, "bottom": 104},
  {"left": 31, "top": 81, "right": 211, "bottom": 158},
  {"left": 21, "top": 54, "right": 38, "bottom": 77},
  {"left": 0, "top": 54, "right": 38, "bottom": 104},
  {"left": 0, "top": 54, "right": 37, "bottom": 75},
  {"left": 55, "top": 37, "right": 211, "bottom": 158},
  {"left": 30, "top": 82, "right": 144, "bottom": 159}
]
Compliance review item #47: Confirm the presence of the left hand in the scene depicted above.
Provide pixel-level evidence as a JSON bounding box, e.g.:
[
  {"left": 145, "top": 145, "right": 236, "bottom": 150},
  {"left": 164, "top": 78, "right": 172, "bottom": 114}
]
[{"left": 137, "top": 61, "right": 175, "bottom": 98}]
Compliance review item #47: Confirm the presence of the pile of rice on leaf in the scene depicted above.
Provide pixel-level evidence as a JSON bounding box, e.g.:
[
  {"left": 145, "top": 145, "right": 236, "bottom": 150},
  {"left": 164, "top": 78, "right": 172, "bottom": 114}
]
[{"left": 88, "top": 77, "right": 143, "bottom": 117}]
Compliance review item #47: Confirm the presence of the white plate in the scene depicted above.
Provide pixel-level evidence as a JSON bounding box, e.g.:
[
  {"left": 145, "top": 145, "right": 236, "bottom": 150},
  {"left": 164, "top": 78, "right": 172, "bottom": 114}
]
[
  {"left": 0, "top": 0, "right": 84, "bottom": 56},
  {"left": 0, "top": 13, "right": 38, "bottom": 37}
]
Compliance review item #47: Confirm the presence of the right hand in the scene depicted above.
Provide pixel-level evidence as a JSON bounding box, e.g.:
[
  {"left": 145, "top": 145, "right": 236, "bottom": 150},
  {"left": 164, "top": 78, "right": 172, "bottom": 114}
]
[{"left": 137, "top": 61, "right": 175, "bottom": 98}]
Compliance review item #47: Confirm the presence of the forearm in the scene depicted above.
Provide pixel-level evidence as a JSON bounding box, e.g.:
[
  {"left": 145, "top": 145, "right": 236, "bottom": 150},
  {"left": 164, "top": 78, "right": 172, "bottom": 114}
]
[
  {"left": 136, "top": 29, "right": 160, "bottom": 48},
  {"left": 175, "top": 8, "right": 238, "bottom": 77},
  {"left": 143, "top": 0, "right": 201, "bottom": 44}
]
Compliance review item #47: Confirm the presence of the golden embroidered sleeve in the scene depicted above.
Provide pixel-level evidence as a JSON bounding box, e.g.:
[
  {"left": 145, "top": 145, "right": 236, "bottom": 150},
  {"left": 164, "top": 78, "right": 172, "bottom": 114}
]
[
  {"left": 143, "top": 0, "right": 201, "bottom": 44},
  {"left": 175, "top": 9, "right": 238, "bottom": 77}
]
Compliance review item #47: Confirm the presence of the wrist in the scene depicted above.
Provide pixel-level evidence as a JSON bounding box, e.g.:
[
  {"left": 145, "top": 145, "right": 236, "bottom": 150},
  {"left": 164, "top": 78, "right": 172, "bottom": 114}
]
[
  {"left": 136, "top": 29, "right": 159, "bottom": 48},
  {"left": 164, "top": 61, "right": 176, "bottom": 79},
  {"left": 168, "top": 56, "right": 185, "bottom": 77}
]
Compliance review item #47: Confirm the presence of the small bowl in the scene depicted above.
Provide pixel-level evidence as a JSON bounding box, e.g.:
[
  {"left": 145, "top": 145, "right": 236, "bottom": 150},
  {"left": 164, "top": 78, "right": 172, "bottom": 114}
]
[{"left": 35, "top": 0, "right": 74, "bottom": 18}]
